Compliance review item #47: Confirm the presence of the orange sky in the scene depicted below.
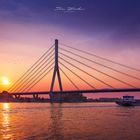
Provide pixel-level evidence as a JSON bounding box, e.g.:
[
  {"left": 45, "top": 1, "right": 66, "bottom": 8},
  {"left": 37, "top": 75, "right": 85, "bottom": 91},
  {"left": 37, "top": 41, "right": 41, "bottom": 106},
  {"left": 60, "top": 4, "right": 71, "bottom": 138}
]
[
  {"left": 0, "top": 0, "right": 140, "bottom": 101},
  {"left": 0, "top": 22, "right": 140, "bottom": 98}
]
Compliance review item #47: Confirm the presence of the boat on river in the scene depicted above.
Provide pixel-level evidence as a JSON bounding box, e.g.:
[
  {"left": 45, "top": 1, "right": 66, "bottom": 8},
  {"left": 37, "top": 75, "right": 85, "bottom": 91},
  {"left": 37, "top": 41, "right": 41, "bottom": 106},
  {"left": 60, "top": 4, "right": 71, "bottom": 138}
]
[{"left": 116, "top": 95, "right": 136, "bottom": 106}]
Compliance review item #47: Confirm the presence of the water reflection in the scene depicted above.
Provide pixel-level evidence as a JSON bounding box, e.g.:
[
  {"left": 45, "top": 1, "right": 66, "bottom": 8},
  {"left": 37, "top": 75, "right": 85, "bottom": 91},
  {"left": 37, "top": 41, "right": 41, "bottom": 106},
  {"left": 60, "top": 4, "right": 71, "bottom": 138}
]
[
  {"left": 48, "top": 103, "right": 64, "bottom": 140},
  {"left": 0, "top": 103, "right": 13, "bottom": 140},
  {"left": 3, "top": 103, "right": 9, "bottom": 110}
]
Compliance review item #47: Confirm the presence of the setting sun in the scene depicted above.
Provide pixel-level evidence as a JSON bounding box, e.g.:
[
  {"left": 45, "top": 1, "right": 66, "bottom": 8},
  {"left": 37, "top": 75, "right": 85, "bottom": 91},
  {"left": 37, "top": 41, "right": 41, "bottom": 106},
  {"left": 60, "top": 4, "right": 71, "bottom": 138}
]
[{"left": 1, "top": 77, "right": 10, "bottom": 85}]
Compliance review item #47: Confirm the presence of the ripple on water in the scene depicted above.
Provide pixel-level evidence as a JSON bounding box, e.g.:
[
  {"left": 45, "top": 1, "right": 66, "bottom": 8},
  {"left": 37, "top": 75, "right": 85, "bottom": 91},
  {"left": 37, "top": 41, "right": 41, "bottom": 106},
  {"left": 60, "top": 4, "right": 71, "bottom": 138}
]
[{"left": 0, "top": 102, "right": 140, "bottom": 140}]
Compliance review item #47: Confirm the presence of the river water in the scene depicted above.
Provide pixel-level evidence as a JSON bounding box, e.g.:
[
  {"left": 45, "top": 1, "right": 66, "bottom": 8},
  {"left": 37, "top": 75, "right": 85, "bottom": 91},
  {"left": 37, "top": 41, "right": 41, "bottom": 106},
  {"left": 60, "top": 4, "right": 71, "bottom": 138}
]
[{"left": 0, "top": 102, "right": 140, "bottom": 140}]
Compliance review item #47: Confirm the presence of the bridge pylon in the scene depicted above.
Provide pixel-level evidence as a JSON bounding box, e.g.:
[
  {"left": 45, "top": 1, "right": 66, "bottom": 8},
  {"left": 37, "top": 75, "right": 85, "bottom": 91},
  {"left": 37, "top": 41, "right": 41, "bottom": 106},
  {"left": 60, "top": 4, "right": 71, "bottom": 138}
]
[{"left": 50, "top": 39, "right": 63, "bottom": 102}]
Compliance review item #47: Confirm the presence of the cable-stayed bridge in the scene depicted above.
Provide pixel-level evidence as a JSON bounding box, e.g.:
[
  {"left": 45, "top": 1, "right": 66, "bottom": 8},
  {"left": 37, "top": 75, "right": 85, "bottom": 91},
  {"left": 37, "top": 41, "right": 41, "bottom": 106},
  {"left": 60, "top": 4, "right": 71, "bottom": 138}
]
[{"left": 8, "top": 39, "right": 140, "bottom": 101}]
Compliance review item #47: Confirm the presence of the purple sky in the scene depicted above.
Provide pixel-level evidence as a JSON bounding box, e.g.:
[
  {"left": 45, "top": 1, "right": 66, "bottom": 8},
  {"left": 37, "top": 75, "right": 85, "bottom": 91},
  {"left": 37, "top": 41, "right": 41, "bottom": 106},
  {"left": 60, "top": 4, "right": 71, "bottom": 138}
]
[{"left": 0, "top": 0, "right": 140, "bottom": 98}]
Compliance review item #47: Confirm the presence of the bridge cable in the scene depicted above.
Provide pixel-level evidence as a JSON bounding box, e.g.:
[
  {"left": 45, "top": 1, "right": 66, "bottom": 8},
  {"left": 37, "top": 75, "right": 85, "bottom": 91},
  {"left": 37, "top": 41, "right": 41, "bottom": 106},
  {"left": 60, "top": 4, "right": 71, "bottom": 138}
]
[
  {"left": 24, "top": 65, "right": 54, "bottom": 93},
  {"left": 15, "top": 58, "right": 54, "bottom": 91},
  {"left": 59, "top": 52, "right": 136, "bottom": 88},
  {"left": 8, "top": 45, "right": 54, "bottom": 92},
  {"left": 12, "top": 55, "right": 54, "bottom": 91},
  {"left": 11, "top": 61, "right": 54, "bottom": 93},
  {"left": 60, "top": 43, "right": 140, "bottom": 72},
  {"left": 59, "top": 57, "right": 115, "bottom": 88},
  {"left": 59, "top": 48, "right": 140, "bottom": 81},
  {"left": 59, "top": 67, "right": 79, "bottom": 90},
  {"left": 9, "top": 45, "right": 54, "bottom": 92},
  {"left": 59, "top": 62, "right": 96, "bottom": 89},
  {"left": 20, "top": 59, "right": 54, "bottom": 92},
  {"left": 9, "top": 47, "right": 54, "bottom": 92}
]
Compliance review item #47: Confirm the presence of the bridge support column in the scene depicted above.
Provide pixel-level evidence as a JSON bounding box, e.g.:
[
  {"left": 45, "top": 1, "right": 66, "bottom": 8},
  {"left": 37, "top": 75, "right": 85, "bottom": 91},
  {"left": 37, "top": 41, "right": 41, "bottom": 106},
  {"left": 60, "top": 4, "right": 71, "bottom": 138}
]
[
  {"left": 14, "top": 95, "right": 21, "bottom": 99},
  {"left": 50, "top": 39, "right": 63, "bottom": 102},
  {"left": 33, "top": 94, "right": 39, "bottom": 99}
]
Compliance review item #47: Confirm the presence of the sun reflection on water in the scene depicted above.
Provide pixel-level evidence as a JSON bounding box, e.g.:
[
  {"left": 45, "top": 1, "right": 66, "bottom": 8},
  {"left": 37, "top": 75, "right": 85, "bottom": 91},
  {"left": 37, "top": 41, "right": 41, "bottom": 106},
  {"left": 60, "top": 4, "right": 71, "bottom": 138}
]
[
  {"left": 3, "top": 103, "right": 9, "bottom": 110},
  {"left": 0, "top": 103, "right": 13, "bottom": 140}
]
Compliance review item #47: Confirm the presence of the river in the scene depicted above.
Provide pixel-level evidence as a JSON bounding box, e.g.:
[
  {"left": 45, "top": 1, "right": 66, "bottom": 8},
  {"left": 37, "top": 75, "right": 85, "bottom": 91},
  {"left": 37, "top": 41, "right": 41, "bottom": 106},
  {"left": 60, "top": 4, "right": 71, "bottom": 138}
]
[{"left": 0, "top": 102, "right": 140, "bottom": 140}]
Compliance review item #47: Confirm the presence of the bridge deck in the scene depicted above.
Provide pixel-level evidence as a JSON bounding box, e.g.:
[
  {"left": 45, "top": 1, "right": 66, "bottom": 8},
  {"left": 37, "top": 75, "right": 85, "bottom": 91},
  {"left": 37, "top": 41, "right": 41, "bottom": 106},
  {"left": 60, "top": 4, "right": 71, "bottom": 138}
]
[{"left": 11, "top": 88, "right": 140, "bottom": 95}]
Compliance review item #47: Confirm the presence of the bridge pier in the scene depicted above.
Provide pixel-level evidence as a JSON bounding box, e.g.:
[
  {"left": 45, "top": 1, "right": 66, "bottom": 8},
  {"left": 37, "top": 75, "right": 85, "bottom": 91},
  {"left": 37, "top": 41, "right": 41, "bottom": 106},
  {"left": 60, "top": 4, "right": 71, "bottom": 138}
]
[
  {"left": 33, "top": 94, "right": 39, "bottom": 99},
  {"left": 50, "top": 93, "right": 62, "bottom": 103},
  {"left": 14, "top": 95, "right": 21, "bottom": 99}
]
